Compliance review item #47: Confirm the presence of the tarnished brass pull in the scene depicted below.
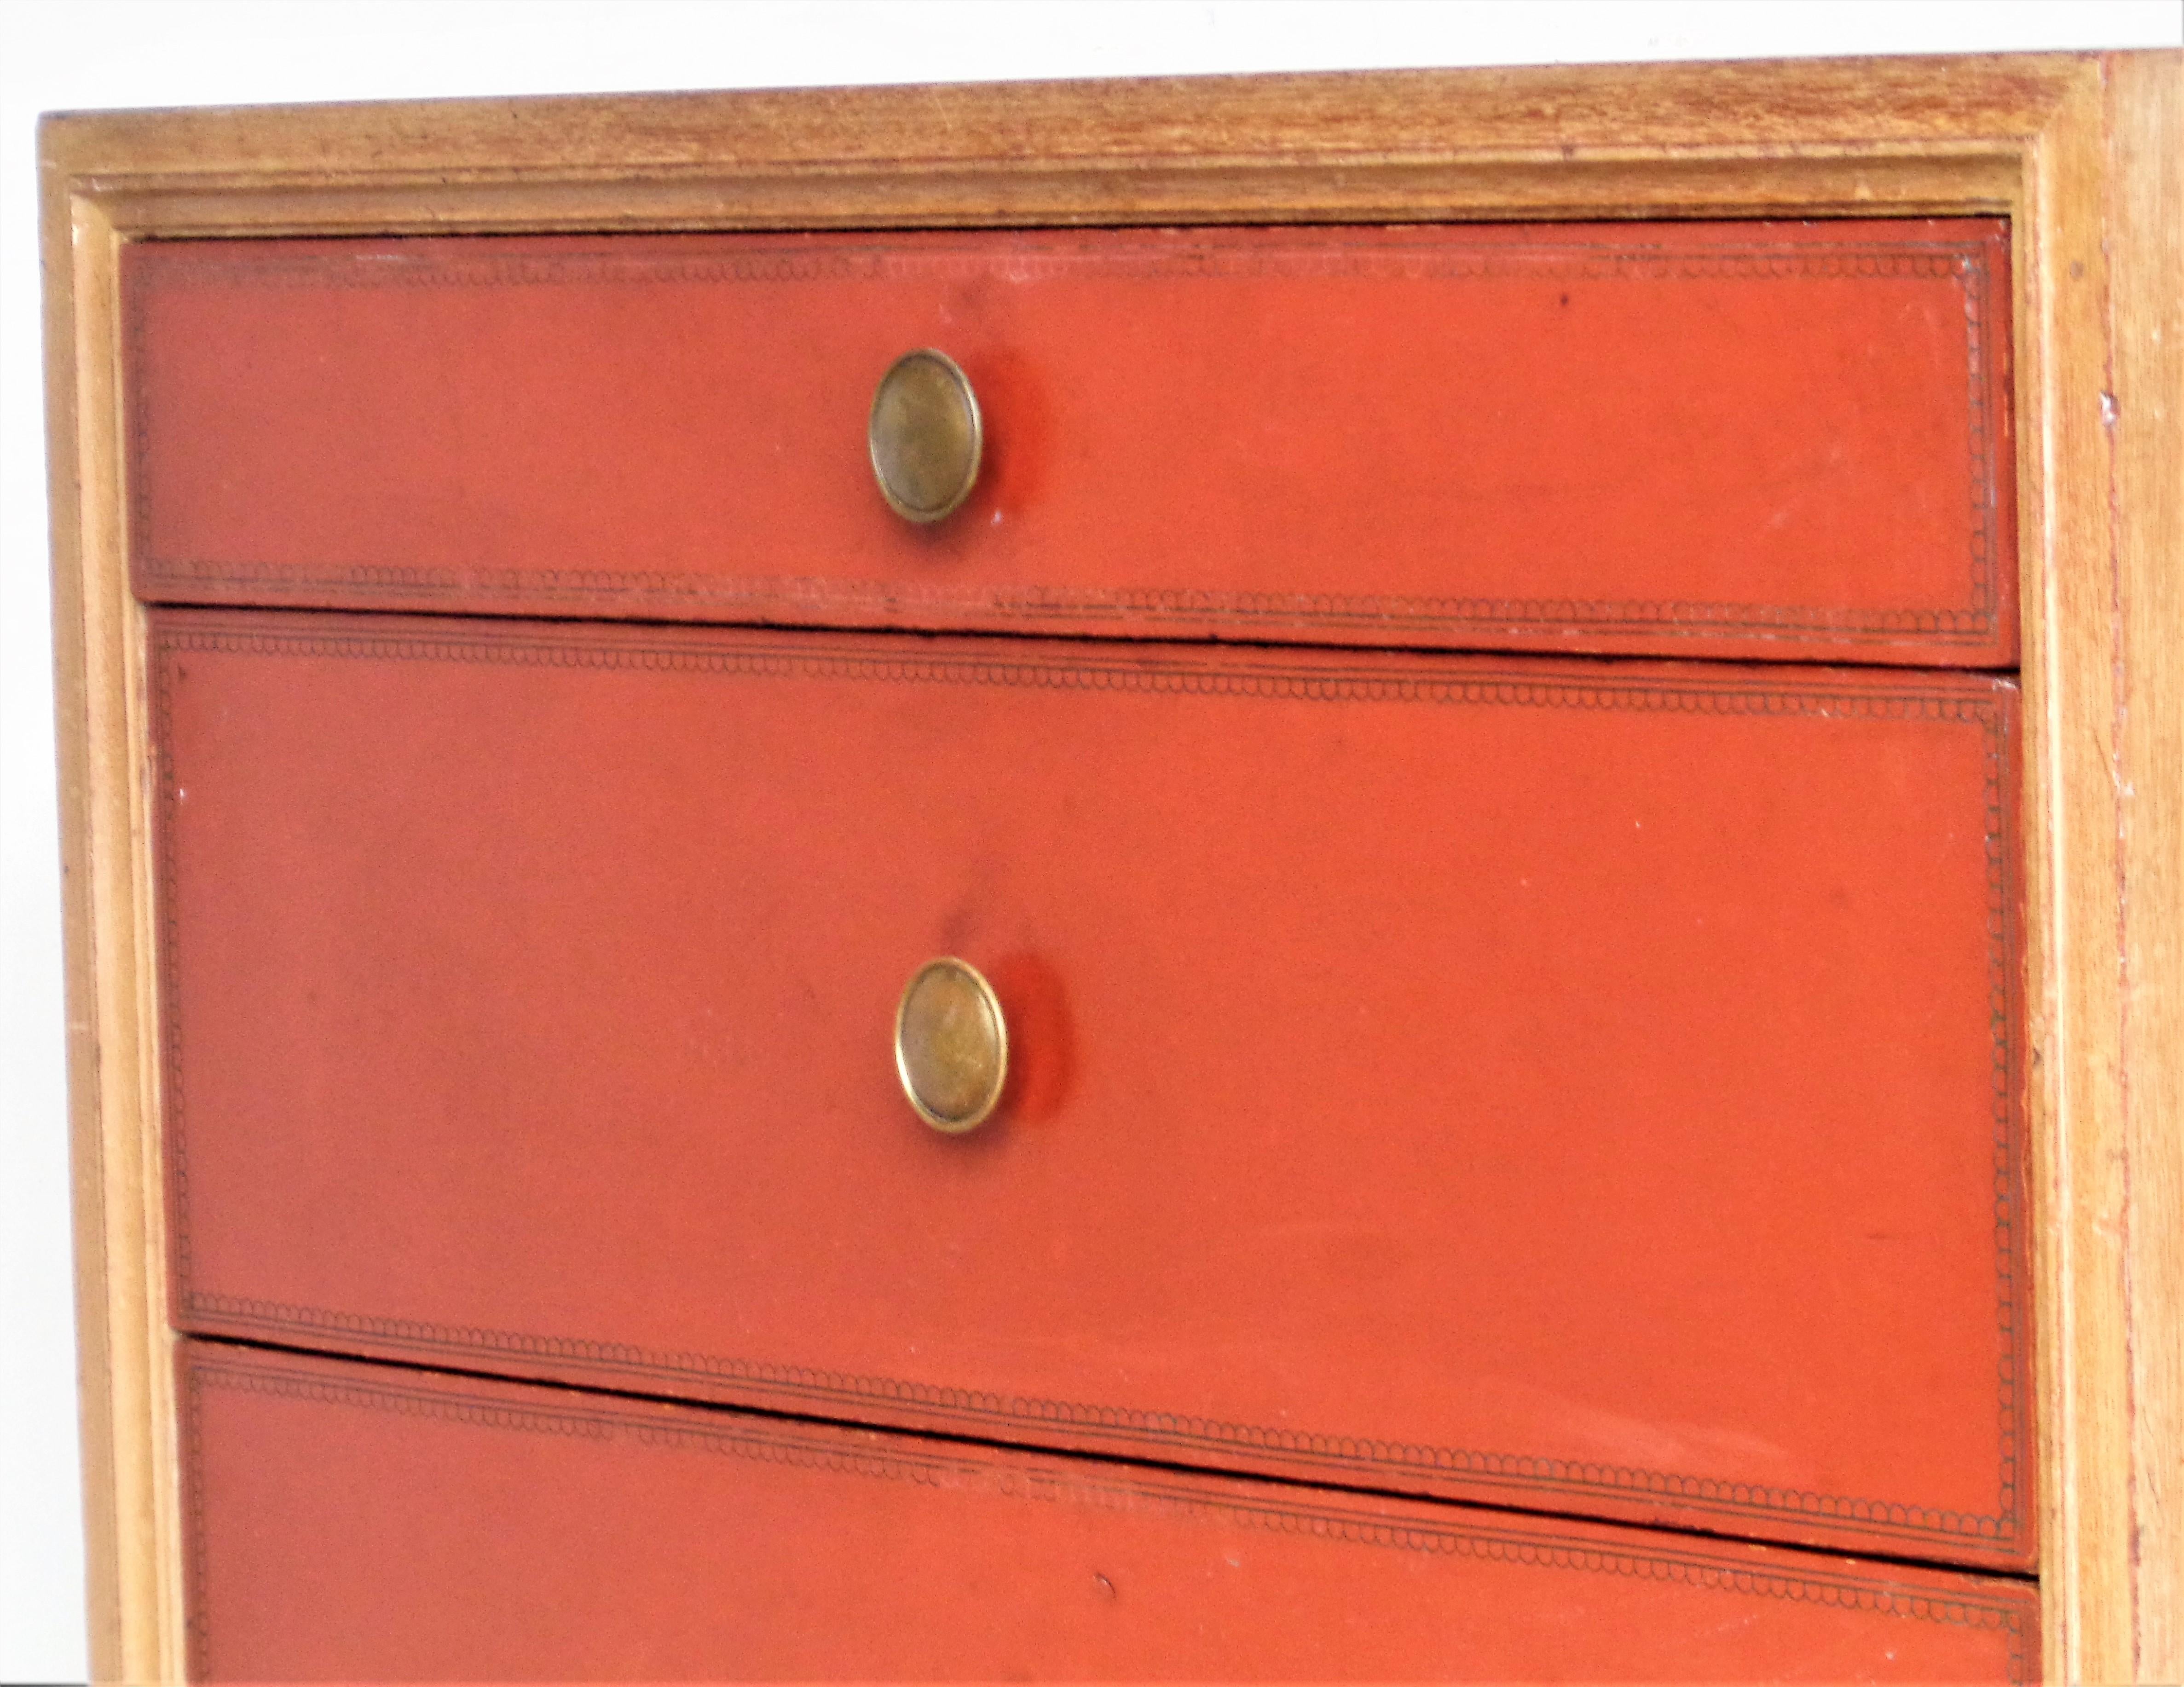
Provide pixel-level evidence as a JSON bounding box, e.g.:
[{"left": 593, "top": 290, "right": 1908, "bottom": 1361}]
[
  {"left": 894, "top": 957, "right": 1007, "bottom": 1133},
  {"left": 868, "top": 349, "right": 982, "bottom": 523}
]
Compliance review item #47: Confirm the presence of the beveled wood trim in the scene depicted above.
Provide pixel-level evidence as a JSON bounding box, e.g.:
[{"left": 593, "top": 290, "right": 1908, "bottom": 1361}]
[
  {"left": 2021, "top": 58, "right": 2130, "bottom": 1680},
  {"left": 2106, "top": 51, "right": 2184, "bottom": 1683},
  {"left": 41, "top": 172, "right": 186, "bottom": 1682},
  {"left": 39, "top": 51, "right": 2180, "bottom": 1681},
  {"left": 34, "top": 58, "right": 2096, "bottom": 238},
  {"left": 32, "top": 56, "right": 2089, "bottom": 171}
]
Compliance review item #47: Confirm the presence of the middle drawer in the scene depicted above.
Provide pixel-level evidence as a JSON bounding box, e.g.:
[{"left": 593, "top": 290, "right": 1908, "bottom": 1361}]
[{"left": 154, "top": 609, "right": 2026, "bottom": 1568}]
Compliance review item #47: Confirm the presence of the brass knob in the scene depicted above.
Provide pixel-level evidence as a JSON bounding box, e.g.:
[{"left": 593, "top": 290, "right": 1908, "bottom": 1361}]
[
  {"left": 868, "top": 349, "right": 982, "bottom": 523},
  {"left": 894, "top": 957, "right": 1007, "bottom": 1133}
]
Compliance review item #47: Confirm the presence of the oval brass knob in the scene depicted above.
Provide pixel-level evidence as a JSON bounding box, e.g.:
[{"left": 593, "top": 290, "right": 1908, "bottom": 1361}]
[
  {"left": 868, "top": 349, "right": 982, "bottom": 523},
  {"left": 894, "top": 957, "right": 1007, "bottom": 1133}
]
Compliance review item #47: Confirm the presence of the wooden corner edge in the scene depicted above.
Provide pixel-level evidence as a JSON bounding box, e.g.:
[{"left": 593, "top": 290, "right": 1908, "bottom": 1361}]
[
  {"left": 44, "top": 146, "right": 187, "bottom": 1683},
  {"left": 2103, "top": 45, "right": 2184, "bottom": 1684}
]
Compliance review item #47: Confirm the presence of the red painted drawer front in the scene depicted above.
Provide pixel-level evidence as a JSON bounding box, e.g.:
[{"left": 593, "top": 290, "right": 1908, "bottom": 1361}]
[
  {"left": 125, "top": 220, "right": 2013, "bottom": 665},
  {"left": 181, "top": 1342, "right": 2036, "bottom": 1681},
  {"left": 156, "top": 610, "right": 2028, "bottom": 1567}
]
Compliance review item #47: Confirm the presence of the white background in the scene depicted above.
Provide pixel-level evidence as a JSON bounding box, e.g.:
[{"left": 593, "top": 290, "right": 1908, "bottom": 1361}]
[{"left": 4, "top": 3, "right": 2178, "bottom": 1678}]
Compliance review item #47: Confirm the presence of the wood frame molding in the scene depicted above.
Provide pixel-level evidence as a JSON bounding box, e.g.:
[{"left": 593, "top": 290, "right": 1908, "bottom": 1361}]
[{"left": 40, "top": 52, "right": 2180, "bottom": 1681}]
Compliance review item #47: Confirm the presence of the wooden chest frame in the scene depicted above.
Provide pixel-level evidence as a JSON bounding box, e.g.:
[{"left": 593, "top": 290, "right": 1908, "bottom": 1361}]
[{"left": 40, "top": 52, "right": 2182, "bottom": 1680}]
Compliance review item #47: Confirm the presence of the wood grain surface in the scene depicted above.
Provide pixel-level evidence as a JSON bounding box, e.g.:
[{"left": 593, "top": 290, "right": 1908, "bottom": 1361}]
[{"left": 2105, "top": 51, "right": 2184, "bottom": 1682}]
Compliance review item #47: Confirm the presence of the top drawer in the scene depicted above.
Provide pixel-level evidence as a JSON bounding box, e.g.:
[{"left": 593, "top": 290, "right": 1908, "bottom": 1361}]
[{"left": 123, "top": 219, "right": 2013, "bottom": 666}]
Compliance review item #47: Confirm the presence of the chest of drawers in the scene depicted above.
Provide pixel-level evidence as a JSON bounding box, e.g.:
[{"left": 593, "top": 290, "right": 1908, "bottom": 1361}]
[{"left": 44, "top": 52, "right": 2183, "bottom": 1682}]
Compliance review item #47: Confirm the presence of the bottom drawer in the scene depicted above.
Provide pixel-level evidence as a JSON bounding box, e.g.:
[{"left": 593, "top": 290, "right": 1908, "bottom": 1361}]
[{"left": 180, "top": 1342, "right": 2036, "bottom": 1680}]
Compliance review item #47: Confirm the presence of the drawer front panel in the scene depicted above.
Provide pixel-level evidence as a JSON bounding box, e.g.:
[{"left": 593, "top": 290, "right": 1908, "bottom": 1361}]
[
  {"left": 126, "top": 220, "right": 2012, "bottom": 664},
  {"left": 180, "top": 1342, "right": 2036, "bottom": 1681},
  {"left": 156, "top": 610, "right": 2028, "bottom": 1565}
]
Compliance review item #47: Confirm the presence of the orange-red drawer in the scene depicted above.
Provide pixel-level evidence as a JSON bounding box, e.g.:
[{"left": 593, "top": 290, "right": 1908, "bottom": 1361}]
[
  {"left": 124, "top": 219, "right": 2013, "bottom": 665},
  {"left": 180, "top": 1341, "right": 2036, "bottom": 1681},
  {"left": 154, "top": 608, "right": 2029, "bottom": 1567}
]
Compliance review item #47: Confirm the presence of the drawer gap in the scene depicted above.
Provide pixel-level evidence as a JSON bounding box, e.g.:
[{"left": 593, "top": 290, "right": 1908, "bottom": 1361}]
[
  {"left": 181, "top": 1330, "right": 2035, "bottom": 1585},
  {"left": 131, "top": 592, "right": 2032, "bottom": 677}
]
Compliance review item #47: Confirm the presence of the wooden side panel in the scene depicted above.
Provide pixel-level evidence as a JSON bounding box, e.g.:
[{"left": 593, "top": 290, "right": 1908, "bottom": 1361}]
[
  {"left": 2107, "top": 49, "right": 2184, "bottom": 1682},
  {"left": 2021, "top": 53, "right": 2175, "bottom": 1681},
  {"left": 123, "top": 220, "right": 2015, "bottom": 666},
  {"left": 179, "top": 1341, "right": 2038, "bottom": 1682},
  {"left": 41, "top": 156, "right": 187, "bottom": 1685},
  {"left": 154, "top": 610, "right": 2030, "bottom": 1567}
]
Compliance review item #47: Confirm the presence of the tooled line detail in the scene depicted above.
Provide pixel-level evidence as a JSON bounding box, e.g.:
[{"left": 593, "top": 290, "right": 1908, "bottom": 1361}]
[
  {"left": 151, "top": 620, "right": 194, "bottom": 1315},
  {"left": 130, "top": 236, "right": 1983, "bottom": 292},
  {"left": 134, "top": 558, "right": 2006, "bottom": 643},
  {"left": 129, "top": 234, "right": 2005, "bottom": 646},
  {"left": 156, "top": 621, "right": 2027, "bottom": 1555},
  {"left": 1983, "top": 700, "right": 2029, "bottom": 1549},
  {"left": 179, "top": 1360, "right": 211, "bottom": 1675},
  {"left": 153, "top": 623, "right": 2011, "bottom": 721},
  {"left": 180, "top": 1351, "right": 2030, "bottom": 1678}
]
